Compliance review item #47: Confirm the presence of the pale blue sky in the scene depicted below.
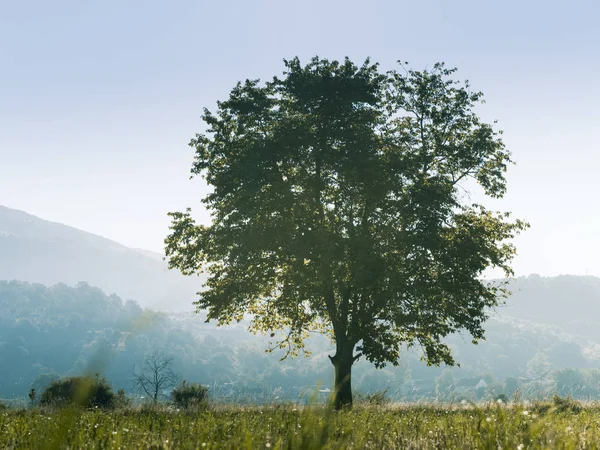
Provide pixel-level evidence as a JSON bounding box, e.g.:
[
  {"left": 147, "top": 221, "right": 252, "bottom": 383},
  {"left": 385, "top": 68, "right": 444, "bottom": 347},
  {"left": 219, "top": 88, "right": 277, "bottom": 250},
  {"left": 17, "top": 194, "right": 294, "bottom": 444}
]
[{"left": 1, "top": 0, "right": 599, "bottom": 277}]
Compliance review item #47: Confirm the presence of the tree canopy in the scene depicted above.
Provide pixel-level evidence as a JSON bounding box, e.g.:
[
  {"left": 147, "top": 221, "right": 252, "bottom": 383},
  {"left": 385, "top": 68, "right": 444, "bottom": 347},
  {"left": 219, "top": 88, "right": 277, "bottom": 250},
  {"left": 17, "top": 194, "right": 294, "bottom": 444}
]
[{"left": 165, "top": 56, "right": 527, "bottom": 408}]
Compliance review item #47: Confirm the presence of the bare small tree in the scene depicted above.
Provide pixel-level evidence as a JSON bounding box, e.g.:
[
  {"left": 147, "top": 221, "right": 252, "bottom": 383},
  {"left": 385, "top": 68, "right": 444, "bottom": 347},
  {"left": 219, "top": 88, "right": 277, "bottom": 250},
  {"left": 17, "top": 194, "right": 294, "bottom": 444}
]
[{"left": 132, "top": 350, "right": 179, "bottom": 403}]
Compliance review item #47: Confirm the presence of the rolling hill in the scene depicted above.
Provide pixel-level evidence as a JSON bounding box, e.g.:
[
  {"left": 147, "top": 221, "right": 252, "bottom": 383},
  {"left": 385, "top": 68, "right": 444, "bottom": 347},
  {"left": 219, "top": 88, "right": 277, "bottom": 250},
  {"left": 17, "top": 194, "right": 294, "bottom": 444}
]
[
  {"left": 2, "top": 205, "right": 600, "bottom": 337},
  {"left": 0, "top": 205, "right": 202, "bottom": 311}
]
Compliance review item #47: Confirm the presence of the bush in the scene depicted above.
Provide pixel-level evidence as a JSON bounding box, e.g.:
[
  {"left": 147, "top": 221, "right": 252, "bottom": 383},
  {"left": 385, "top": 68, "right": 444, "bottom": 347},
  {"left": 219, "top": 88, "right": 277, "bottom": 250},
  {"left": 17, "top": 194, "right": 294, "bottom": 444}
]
[
  {"left": 530, "top": 395, "right": 583, "bottom": 415},
  {"left": 40, "top": 375, "right": 116, "bottom": 409},
  {"left": 552, "top": 394, "right": 582, "bottom": 413},
  {"left": 114, "top": 389, "right": 132, "bottom": 409},
  {"left": 366, "top": 389, "right": 390, "bottom": 406},
  {"left": 0, "top": 400, "right": 7, "bottom": 411},
  {"left": 495, "top": 393, "right": 509, "bottom": 404},
  {"left": 171, "top": 381, "right": 209, "bottom": 409},
  {"left": 355, "top": 389, "right": 390, "bottom": 406}
]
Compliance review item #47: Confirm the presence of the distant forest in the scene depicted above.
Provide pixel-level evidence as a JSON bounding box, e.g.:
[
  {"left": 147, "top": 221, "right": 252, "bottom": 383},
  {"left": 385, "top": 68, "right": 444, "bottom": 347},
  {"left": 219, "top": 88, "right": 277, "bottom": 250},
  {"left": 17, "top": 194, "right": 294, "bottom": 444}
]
[{"left": 2, "top": 276, "right": 600, "bottom": 404}]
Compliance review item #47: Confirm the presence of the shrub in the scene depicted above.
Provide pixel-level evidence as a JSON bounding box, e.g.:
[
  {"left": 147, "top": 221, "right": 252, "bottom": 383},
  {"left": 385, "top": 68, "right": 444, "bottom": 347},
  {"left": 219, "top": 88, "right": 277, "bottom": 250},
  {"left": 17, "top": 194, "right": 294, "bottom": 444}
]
[
  {"left": 366, "top": 389, "right": 389, "bottom": 406},
  {"left": 355, "top": 389, "right": 390, "bottom": 406},
  {"left": 171, "top": 381, "right": 209, "bottom": 409},
  {"left": 0, "top": 400, "right": 7, "bottom": 411},
  {"left": 40, "top": 375, "right": 116, "bottom": 409},
  {"left": 495, "top": 393, "right": 509, "bottom": 404},
  {"left": 531, "top": 400, "right": 552, "bottom": 415},
  {"left": 114, "top": 389, "right": 132, "bottom": 409},
  {"left": 552, "top": 394, "right": 582, "bottom": 413}
]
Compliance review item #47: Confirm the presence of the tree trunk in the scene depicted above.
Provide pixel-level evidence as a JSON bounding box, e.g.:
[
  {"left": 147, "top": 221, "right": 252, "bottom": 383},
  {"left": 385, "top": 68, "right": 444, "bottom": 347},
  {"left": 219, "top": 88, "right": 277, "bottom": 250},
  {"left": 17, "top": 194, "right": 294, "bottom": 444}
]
[{"left": 330, "top": 342, "right": 354, "bottom": 410}]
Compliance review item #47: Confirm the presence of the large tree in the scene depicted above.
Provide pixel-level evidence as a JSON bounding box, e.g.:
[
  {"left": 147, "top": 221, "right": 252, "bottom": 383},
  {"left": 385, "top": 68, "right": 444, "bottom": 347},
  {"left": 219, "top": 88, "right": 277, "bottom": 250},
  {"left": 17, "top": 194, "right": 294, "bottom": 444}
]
[{"left": 165, "top": 57, "right": 527, "bottom": 409}]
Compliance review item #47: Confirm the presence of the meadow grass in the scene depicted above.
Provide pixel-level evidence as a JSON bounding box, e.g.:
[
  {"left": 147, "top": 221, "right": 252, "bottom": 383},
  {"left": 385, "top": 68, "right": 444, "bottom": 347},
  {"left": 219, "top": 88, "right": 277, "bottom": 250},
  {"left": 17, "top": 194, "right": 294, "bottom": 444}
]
[{"left": 1, "top": 400, "right": 599, "bottom": 449}]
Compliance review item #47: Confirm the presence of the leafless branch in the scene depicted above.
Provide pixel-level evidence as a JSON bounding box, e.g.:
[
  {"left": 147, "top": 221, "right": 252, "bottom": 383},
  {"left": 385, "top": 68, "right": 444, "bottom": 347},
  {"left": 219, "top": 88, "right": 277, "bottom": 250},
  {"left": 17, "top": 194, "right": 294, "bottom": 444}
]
[{"left": 132, "top": 349, "right": 179, "bottom": 403}]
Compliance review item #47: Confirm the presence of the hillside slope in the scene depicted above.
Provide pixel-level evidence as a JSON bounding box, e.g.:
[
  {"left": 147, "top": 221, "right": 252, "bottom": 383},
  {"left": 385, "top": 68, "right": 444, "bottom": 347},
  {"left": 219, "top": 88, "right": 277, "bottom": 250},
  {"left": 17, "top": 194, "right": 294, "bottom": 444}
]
[{"left": 0, "top": 205, "right": 201, "bottom": 311}]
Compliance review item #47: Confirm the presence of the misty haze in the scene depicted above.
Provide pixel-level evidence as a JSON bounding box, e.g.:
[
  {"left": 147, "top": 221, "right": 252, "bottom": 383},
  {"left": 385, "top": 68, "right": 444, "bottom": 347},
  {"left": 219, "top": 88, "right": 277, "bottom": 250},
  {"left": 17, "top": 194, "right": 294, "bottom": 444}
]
[{"left": 2, "top": 1, "right": 600, "bottom": 448}]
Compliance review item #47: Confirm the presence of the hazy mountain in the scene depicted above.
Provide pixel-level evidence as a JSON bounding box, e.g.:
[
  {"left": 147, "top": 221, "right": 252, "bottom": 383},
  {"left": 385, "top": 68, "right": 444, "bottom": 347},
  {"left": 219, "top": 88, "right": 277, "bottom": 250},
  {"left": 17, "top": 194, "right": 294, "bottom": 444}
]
[
  {"left": 131, "top": 248, "right": 165, "bottom": 262},
  {"left": 0, "top": 205, "right": 202, "bottom": 311},
  {"left": 2, "top": 205, "right": 599, "bottom": 333},
  {"left": 485, "top": 275, "right": 600, "bottom": 339}
]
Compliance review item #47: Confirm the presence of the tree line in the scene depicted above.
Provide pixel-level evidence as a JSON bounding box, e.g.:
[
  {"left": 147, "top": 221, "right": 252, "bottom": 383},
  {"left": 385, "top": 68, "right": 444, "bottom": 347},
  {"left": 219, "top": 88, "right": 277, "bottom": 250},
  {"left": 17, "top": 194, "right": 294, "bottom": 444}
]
[{"left": 3, "top": 279, "right": 600, "bottom": 406}]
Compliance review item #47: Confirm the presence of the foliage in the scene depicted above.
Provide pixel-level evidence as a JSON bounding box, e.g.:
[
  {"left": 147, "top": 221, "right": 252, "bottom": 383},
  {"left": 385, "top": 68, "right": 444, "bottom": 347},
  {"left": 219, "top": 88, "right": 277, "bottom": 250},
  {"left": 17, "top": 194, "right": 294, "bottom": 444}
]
[
  {"left": 551, "top": 394, "right": 582, "bottom": 413},
  {"left": 28, "top": 388, "right": 36, "bottom": 408},
  {"left": 495, "top": 393, "right": 509, "bottom": 403},
  {"left": 165, "top": 56, "right": 527, "bottom": 407},
  {"left": 4, "top": 404, "right": 600, "bottom": 448},
  {"left": 114, "top": 389, "right": 132, "bottom": 409},
  {"left": 171, "top": 381, "right": 209, "bottom": 409},
  {"left": 5, "top": 278, "right": 600, "bottom": 404},
  {"left": 355, "top": 389, "right": 390, "bottom": 406},
  {"left": 39, "top": 375, "right": 116, "bottom": 409}
]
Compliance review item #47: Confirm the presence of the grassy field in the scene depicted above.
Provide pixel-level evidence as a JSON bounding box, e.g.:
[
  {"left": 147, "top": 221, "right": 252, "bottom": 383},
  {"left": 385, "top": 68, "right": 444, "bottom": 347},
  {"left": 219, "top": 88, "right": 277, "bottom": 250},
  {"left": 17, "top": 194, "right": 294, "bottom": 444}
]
[{"left": 1, "top": 399, "right": 598, "bottom": 449}]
